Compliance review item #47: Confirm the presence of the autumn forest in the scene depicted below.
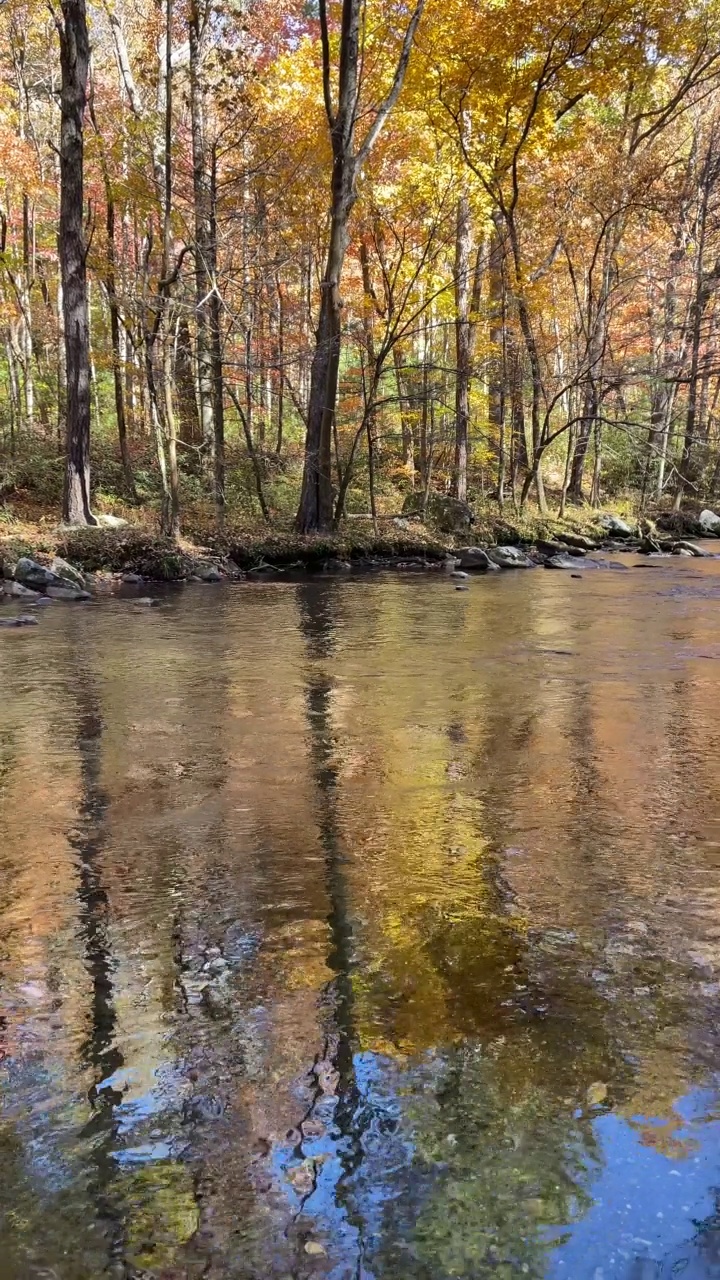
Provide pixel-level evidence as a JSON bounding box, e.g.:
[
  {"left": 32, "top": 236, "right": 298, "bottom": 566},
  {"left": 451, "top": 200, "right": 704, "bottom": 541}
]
[{"left": 3, "top": 0, "right": 720, "bottom": 532}]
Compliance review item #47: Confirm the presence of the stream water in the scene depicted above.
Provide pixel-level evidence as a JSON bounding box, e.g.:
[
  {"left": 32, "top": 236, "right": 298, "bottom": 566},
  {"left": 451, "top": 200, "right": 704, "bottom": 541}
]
[{"left": 2, "top": 552, "right": 720, "bottom": 1278}]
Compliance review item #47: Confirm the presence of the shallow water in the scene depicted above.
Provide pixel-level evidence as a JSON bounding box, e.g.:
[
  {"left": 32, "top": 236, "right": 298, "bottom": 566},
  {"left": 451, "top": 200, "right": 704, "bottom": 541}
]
[{"left": 2, "top": 552, "right": 720, "bottom": 1279}]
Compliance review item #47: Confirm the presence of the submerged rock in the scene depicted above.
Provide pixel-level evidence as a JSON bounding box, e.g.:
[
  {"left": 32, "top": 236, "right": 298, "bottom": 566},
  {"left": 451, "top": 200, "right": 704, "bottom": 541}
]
[
  {"left": 487, "top": 546, "right": 536, "bottom": 569},
  {"left": 45, "top": 585, "right": 92, "bottom": 601},
  {"left": 0, "top": 615, "right": 39, "bottom": 627},
  {"left": 200, "top": 984, "right": 232, "bottom": 1018},
  {"left": 450, "top": 570, "right": 470, "bottom": 579}
]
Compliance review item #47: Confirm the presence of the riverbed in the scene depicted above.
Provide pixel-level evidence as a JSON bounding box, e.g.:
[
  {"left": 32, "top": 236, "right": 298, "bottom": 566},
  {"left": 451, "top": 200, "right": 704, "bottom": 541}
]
[{"left": 1, "top": 553, "right": 720, "bottom": 1278}]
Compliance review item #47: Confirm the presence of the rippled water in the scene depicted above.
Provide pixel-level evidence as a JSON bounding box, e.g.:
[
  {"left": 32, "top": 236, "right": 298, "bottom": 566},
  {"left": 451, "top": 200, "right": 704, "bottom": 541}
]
[{"left": 2, "top": 553, "right": 720, "bottom": 1279}]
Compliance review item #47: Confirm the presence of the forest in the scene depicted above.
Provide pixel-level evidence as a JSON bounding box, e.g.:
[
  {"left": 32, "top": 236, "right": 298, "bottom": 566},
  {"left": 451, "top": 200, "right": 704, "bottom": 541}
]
[{"left": 3, "top": 0, "right": 720, "bottom": 537}]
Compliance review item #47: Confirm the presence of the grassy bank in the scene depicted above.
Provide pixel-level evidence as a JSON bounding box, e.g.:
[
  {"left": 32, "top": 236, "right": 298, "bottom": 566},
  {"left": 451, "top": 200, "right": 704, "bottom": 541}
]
[{"left": 1, "top": 493, "right": 715, "bottom": 584}]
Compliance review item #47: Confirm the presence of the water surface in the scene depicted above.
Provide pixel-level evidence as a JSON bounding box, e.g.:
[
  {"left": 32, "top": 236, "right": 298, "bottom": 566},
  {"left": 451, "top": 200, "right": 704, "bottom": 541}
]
[{"left": 2, "top": 555, "right": 720, "bottom": 1278}]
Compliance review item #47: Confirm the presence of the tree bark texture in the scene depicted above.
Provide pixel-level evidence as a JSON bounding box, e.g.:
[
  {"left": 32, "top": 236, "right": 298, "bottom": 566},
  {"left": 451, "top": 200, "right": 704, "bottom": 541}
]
[{"left": 58, "top": 0, "right": 95, "bottom": 525}]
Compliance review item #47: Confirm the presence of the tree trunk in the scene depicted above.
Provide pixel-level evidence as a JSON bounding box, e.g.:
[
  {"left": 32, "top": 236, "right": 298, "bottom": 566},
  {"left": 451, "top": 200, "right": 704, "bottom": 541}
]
[
  {"left": 104, "top": 200, "right": 137, "bottom": 497},
  {"left": 58, "top": 0, "right": 95, "bottom": 525},
  {"left": 295, "top": 0, "right": 424, "bottom": 531},
  {"left": 209, "top": 145, "right": 225, "bottom": 520},
  {"left": 452, "top": 193, "right": 472, "bottom": 502},
  {"left": 188, "top": 0, "right": 215, "bottom": 464}
]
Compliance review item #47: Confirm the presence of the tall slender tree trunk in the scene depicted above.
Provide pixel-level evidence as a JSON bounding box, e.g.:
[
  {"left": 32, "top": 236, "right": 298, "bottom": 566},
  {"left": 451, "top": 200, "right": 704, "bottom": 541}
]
[
  {"left": 58, "top": 0, "right": 95, "bottom": 524},
  {"left": 452, "top": 193, "right": 472, "bottom": 502},
  {"left": 188, "top": 0, "right": 215, "bottom": 464},
  {"left": 209, "top": 147, "right": 225, "bottom": 521}
]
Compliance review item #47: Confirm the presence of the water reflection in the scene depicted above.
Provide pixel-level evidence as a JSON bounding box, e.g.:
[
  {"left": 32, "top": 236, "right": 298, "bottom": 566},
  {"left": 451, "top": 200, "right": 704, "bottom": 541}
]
[{"left": 1, "top": 559, "right": 720, "bottom": 1276}]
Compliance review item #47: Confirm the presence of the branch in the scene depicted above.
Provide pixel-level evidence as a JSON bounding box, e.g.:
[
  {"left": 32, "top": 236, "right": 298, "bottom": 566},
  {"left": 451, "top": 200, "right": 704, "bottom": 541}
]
[
  {"left": 318, "top": 0, "right": 335, "bottom": 129},
  {"left": 356, "top": 0, "right": 425, "bottom": 167}
]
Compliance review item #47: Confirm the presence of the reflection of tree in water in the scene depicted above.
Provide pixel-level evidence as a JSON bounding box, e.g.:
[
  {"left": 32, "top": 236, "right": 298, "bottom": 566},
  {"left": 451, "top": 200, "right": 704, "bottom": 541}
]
[
  {"left": 70, "top": 678, "right": 127, "bottom": 1272},
  {"left": 296, "top": 581, "right": 371, "bottom": 1262},
  {"left": 292, "top": 583, "right": 610, "bottom": 1280}
]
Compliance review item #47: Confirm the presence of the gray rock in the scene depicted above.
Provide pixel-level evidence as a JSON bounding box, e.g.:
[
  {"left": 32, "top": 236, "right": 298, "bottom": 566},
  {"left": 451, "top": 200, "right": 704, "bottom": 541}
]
[
  {"left": 545, "top": 553, "right": 582, "bottom": 570},
  {"left": 50, "top": 556, "right": 86, "bottom": 589},
  {"left": 450, "top": 570, "right": 470, "bottom": 579},
  {"left": 197, "top": 565, "right": 223, "bottom": 582},
  {"left": 96, "top": 513, "right": 128, "bottom": 529},
  {"left": 14, "top": 557, "right": 66, "bottom": 588},
  {"left": 200, "top": 984, "right": 232, "bottom": 1018},
  {"left": 454, "top": 546, "right": 499, "bottom": 571},
  {"left": 403, "top": 492, "right": 475, "bottom": 533},
  {"left": 134, "top": 596, "right": 161, "bottom": 607},
  {"left": 556, "top": 532, "right": 599, "bottom": 550},
  {"left": 1, "top": 580, "right": 41, "bottom": 599},
  {"left": 699, "top": 508, "right": 720, "bottom": 535},
  {"left": 455, "top": 584, "right": 470, "bottom": 591},
  {"left": 121, "top": 572, "right": 143, "bottom": 584},
  {"left": 672, "top": 541, "right": 706, "bottom": 556},
  {"left": 546, "top": 553, "right": 603, "bottom": 570},
  {"left": 487, "top": 546, "right": 536, "bottom": 569},
  {"left": 599, "top": 514, "right": 634, "bottom": 537},
  {"left": 0, "top": 615, "right": 39, "bottom": 627},
  {"left": 45, "top": 585, "right": 92, "bottom": 601},
  {"left": 395, "top": 559, "right": 425, "bottom": 571}
]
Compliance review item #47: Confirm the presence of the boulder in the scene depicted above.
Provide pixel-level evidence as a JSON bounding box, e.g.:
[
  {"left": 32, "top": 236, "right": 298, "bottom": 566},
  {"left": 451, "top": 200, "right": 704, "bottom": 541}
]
[
  {"left": 672, "top": 540, "right": 706, "bottom": 557},
  {"left": 1, "top": 580, "right": 41, "bottom": 599},
  {"left": 556, "top": 532, "right": 599, "bottom": 550},
  {"left": 487, "top": 546, "right": 536, "bottom": 569},
  {"left": 197, "top": 565, "right": 223, "bottom": 582},
  {"left": 599, "top": 514, "right": 634, "bottom": 538},
  {"left": 45, "top": 585, "right": 92, "bottom": 601},
  {"left": 0, "top": 615, "right": 39, "bottom": 627},
  {"left": 699, "top": 509, "right": 720, "bottom": 536},
  {"left": 121, "top": 572, "right": 143, "bottom": 584},
  {"left": 402, "top": 492, "right": 475, "bottom": 533},
  {"left": 96, "top": 513, "right": 128, "bottom": 529},
  {"left": 454, "top": 546, "right": 499, "bottom": 571},
  {"left": 50, "top": 556, "right": 86, "bottom": 589},
  {"left": 14, "top": 557, "right": 66, "bottom": 588},
  {"left": 450, "top": 570, "right": 470, "bottom": 579},
  {"left": 537, "top": 539, "right": 585, "bottom": 559}
]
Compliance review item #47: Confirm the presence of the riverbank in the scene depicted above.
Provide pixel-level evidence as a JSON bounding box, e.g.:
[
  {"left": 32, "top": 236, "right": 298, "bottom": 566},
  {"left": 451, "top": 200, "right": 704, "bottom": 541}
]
[{"left": 1, "top": 503, "right": 718, "bottom": 590}]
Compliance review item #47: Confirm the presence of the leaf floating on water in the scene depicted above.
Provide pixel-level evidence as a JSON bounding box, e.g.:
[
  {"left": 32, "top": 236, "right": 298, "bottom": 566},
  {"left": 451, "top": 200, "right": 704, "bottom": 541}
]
[
  {"left": 304, "top": 1241, "right": 327, "bottom": 1256},
  {"left": 586, "top": 1081, "right": 608, "bottom": 1107}
]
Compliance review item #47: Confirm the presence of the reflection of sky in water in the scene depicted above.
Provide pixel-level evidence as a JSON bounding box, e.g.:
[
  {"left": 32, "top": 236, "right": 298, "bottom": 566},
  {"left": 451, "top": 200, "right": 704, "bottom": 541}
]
[
  {"left": 551, "top": 1089, "right": 720, "bottom": 1278},
  {"left": 271, "top": 1054, "right": 720, "bottom": 1279}
]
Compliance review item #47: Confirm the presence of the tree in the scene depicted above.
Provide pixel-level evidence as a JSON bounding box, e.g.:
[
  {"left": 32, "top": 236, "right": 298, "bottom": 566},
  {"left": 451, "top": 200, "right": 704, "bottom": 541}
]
[
  {"left": 55, "top": 0, "right": 95, "bottom": 525},
  {"left": 295, "top": 0, "right": 425, "bottom": 532}
]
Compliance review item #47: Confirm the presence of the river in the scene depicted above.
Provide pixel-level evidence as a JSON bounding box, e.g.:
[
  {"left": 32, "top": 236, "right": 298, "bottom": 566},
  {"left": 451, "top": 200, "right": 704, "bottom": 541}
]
[{"left": 1, "top": 552, "right": 720, "bottom": 1279}]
